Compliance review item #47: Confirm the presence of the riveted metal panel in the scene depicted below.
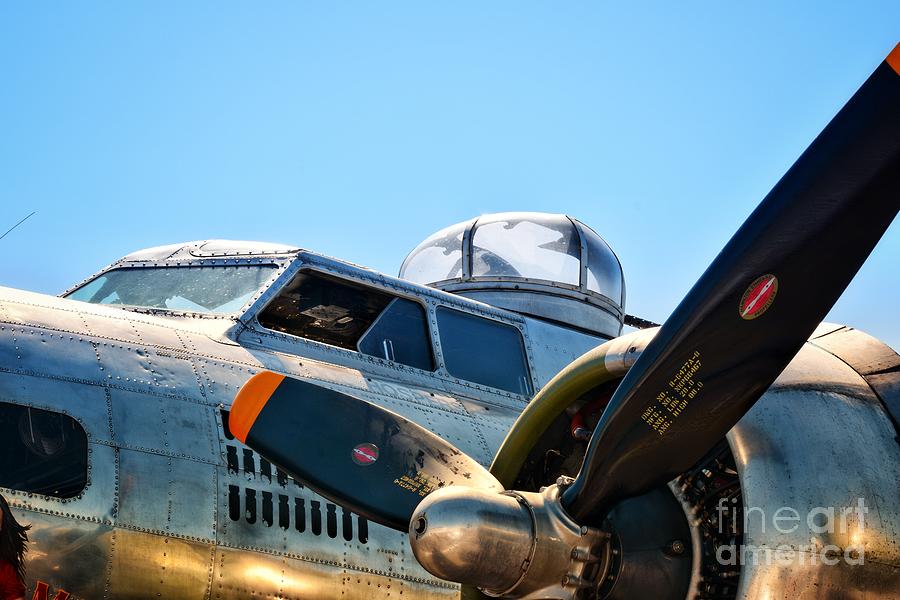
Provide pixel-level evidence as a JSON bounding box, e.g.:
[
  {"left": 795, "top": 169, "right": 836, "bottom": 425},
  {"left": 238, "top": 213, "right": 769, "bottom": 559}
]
[
  {"left": 83, "top": 311, "right": 189, "bottom": 350},
  {"left": 211, "top": 546, "right": 343, "bottom": 600},
  {"left": 765, "top": 342, "right": 877, "bottom": 398},
  {"left": 201, "top": 359, "right": 261, "bottom": 407},
  {"left": 1, "top": 287, "right": 201, "bottom": 351},
  {"left": 0, "top": 324, "right": 104, "bottom": 384},
  {"left": 107, "top": 528, "right": 214, "bottom": 599},
  {"left": 191, "top": 240, "right": 299, "bottom": 257},
  {"left": 524, "top": 316, "right": 605, "bottom": 387},
  {"left": 215, "top": 456, "right": 372, "bottom": 565},
  {"left": 810, "top": 326, "right": 900, "bottom": 375},
  {"left": 390, "top": 579, "right": 459, "bottom": 600},
  {"left": 293, "top": 357, "right": 374, "bottom": 390},
  {"left": 17, "top": 510, "right": 113, "bottom": 599},
  {"left": 189, "top": 355, "right": 261, "bottom": 408},
  {"left": 0, "top": 296, "right": 98, "bottom": 334},
  {"left": 450, "top": 287, "right": 621, "bottom": 339},
  {"left": 176, "top": 327, "right": 255, "bottom": 360},
  {"left": 353, "top": 520, "right": 455, "bottom": 592},
  {"left": 106, "top": 241, "right": 186, "bottom": 262},
  {"left": 809, "top": 326, "right": 900, "bottom": 430},
  {"left": 361, "top": 378, "right": 467, "bottom": 416},
  {"left": 217, "top": 463, "right": 305, "bottom": 554},
  {"left": 453, "top": 397, "right": 520, "bottom": 458},
  {"left": 96, "top": 342, "right": 207, "bottom": 403},
  {"left": 118, "top": 449, "right": 217, "bottom": 542},
  {"left": 160, "top": 396, "right": 219, "bottom": 462},
  {"left": 735, "top": 558, "right": 899, "bottom": 599},
  {"left": 730, "top": 345, "right": 900, "bottom": 599},
  {"left": 429, "top": 376, "right": 527, "bottom": 411},
  {"left": 237, "top": 329, "right": 375, "bottom": 385},
  {"left": 110, "top": 389, "right": 218, "bottom": 462},
  {"left": 194, "top": 327, "right": 260, "bottom": 360},
  {"left": 865, "top": 370, "right": 900, "bottom": 428},
  {"left": 215, "top": 439, "right": 443, "bottom": 581},
  {"left": 211, "top": 538, "right": 456, "bottom": 600}
]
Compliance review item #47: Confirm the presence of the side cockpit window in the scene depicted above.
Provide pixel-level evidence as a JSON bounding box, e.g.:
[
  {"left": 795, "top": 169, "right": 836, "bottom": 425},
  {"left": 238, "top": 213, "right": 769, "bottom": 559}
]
[
  {"left": 0, "top": 403, "right": 88, "bottom": 499},
  {"left": 258, "top": 270, "right": 435, "bottom": 371},
  {"left": 436, "top": 307, "right": 532, "bottom": 395}
]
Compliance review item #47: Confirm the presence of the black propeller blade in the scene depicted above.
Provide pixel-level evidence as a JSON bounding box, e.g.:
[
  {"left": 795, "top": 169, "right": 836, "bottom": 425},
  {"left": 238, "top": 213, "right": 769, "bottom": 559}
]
[
  {"left": 561, "top": 48, "right": 900, "bottom": 523},
  {"left": 230, "top": 372, "right": 502, "bottom": 531}
]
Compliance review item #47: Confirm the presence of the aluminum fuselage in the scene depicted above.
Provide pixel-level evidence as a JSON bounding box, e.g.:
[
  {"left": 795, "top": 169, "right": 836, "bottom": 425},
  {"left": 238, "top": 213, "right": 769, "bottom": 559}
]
[
  {"left": 0, "top": 243, "right": 604, "bottom": 599},
  {"left": 1, "top": 242, "right": 897, "bottom": 599}
]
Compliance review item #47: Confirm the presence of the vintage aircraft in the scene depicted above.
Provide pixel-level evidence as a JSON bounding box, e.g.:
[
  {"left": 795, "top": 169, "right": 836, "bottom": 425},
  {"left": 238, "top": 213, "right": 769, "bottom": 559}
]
[{"left": 0, "top": 44, "right": 898, "bottom": 600}]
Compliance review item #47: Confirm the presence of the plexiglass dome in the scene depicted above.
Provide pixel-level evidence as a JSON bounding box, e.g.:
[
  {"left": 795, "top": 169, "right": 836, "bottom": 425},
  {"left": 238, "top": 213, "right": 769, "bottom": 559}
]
[{"left": 400, "top": 213, "right": 625, "bottom": 338}]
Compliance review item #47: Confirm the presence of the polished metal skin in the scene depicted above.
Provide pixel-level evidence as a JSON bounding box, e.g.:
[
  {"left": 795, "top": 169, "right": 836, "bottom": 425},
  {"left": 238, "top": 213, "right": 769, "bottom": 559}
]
[
  {"left": 0, "top": 230, "right": 897, "bottom": 599},
  {"left": 729, "top": 326, "right": 900, "bottom": 599},
  {"left": 0, "top": 238, "right": 605, "bottom": 599}
]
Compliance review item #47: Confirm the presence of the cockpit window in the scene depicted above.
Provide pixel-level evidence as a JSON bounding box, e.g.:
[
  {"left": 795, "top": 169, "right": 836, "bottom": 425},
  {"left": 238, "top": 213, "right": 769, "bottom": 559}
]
[
  {"left": 436, "top": 307, "right": 532, "bottom": 395},
  {"left": 0, "top": 403, "right": 88, "bottom": 499},
  {"left": 258, "top": 270, "right": 435, "bottom": 371},
  {"left": 66, "top": 265, "right": 277, "bottom": 314}
]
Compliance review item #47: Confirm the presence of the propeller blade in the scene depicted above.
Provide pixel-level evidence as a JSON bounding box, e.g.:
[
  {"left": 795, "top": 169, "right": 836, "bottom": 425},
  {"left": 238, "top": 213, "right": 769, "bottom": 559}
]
[
  {"left": 562, "top": 44, "right": 900, "bottom": 522},
  {"left": 230, "top": 372, "right": 502, "bottom": 531}
]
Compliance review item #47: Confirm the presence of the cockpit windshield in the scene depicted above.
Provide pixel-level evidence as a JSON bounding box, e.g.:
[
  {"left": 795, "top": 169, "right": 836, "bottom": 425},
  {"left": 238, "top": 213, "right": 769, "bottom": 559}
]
[{"left": 66, "top": 265, "right": 277, "bottom": 314}]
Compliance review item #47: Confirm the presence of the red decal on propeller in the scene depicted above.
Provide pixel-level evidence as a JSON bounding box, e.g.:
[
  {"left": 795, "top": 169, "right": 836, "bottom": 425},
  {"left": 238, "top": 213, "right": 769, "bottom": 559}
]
[
  {"left": 739, "top": 275, "right": 778, "bottom": 320},
  {"left": 352, "top": 443, "right": 379, "bottom": 466}
]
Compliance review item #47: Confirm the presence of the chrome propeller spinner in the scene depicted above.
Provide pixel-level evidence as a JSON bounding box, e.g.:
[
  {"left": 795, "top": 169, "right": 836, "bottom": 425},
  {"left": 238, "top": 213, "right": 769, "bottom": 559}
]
[{"left": 410, "top": 483, "right": 610, "bottom": 599}]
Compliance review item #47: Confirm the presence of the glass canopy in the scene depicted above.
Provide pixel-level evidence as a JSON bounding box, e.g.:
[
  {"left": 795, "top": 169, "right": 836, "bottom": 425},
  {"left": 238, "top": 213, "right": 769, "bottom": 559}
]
[{"left": 400, "top": 212, "right": 624, "bottom": 306}]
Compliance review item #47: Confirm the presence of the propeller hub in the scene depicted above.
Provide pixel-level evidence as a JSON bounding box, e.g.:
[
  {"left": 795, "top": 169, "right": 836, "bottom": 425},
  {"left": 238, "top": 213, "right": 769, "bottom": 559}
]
[
  {"left": 409, "top": 486, "right": 533, "bottom": 592},
  {"left": 410, "top": 485, "right": 609, "bottom": 598}
]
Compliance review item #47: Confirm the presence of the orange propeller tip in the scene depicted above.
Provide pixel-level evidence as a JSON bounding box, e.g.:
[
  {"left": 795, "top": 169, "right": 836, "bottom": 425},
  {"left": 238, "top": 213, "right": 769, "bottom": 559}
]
[
  {"left": 888, "top": 42, "right": 900, "bottom": 76},
  {"left": 230, "top": 371, "right": 285, "bottom": 443}
]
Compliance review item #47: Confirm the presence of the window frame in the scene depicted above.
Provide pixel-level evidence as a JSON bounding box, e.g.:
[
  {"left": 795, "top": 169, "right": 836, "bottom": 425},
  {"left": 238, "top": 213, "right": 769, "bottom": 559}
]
[
  {"left": 63, "top": 258, "right": 287, "bottom": 318},
  {"left": 254, "top": 267, "right": 438, "bottom": 373},
  {"left": 434, "top": 305, "right": 534, "bottom": 396},
  {"left": 242, "top": 254, "right": 539, "bottom": 400}
]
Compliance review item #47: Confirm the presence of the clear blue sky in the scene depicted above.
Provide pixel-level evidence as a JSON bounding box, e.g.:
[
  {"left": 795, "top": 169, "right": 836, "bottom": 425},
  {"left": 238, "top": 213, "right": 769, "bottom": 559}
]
[{"left": 1, "top": 3, "right": 898, "bottom": 349}]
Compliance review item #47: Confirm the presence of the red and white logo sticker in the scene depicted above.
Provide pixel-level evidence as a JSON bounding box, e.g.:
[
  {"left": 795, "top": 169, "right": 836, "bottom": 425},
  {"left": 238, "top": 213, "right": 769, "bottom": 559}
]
[
  {"left": 352, "top": 443, "right": 379, "bottom": 466},
  {"left": 739, "top": 274, "right": 778, "bottom": 320}
]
